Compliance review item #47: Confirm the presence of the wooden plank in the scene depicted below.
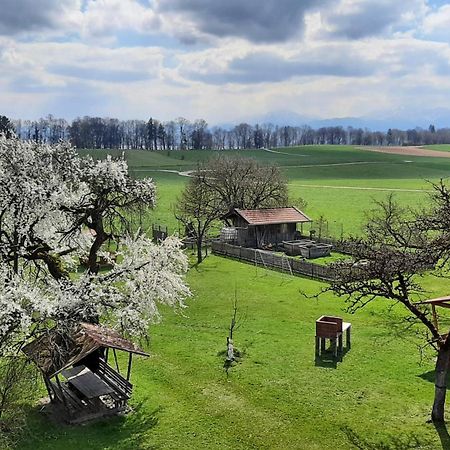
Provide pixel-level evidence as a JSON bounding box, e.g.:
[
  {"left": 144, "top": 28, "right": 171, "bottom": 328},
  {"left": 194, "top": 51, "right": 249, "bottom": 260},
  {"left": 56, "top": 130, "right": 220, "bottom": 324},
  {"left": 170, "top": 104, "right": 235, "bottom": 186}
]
[
  {"left": 126, "top": 353, "right": 133, "bottom": 382},
  {"left": 66, "top": 366, "right": 115, "bottom": 399},
  {"left": 62, "top": 365, "right": 85, "bottom": 379},
  {"left": 97, "top": 361, "right": 132, "bottom": 395},
  {"left": 99, "top": 360, "right": 132, "bottom": 387}
]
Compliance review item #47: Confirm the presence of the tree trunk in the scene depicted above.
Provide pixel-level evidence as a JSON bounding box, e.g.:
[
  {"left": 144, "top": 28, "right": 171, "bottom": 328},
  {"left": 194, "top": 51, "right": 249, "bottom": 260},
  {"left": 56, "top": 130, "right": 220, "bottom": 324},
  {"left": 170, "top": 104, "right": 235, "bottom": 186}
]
[
  {"left": 88, "top": 214, "right": 108, "bottom": 274},
  {"left": 197, "top": 237, "right": 203, "bottom": 263},
  {"left": 226, "top": 337, "right": 234, "bottom": 362},
  {"left": 432, "top": 345, "right": 450, "bottom": 422}
]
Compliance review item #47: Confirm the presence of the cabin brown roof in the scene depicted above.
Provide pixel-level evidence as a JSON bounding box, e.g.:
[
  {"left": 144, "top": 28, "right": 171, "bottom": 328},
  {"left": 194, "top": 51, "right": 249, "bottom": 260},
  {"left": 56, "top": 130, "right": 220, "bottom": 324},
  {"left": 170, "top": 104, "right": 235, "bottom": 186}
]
[
  {"left": 22, "top": 323, "right": 148, "bottom": 378},
  {"left": 224, "top": 207, "right": 311, "bottom": 226}
]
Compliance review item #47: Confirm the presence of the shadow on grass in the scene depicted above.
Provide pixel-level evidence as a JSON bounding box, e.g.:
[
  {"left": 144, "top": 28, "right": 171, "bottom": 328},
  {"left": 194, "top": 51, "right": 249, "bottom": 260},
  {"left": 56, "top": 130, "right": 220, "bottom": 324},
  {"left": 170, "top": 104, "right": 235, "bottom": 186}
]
[
  {"left": 189, "top": 256, "right": 217, "bottom": 272},
  {"left": 315, "top": 353, "right": 337, "bottom": 369},
  {"left": 418, "top": 370, "right": 450, "bottom": 389},
  {"left": 315, "top": 346, "right": 351, "bottom": 369},
  {"left": 15, "top": 400, "right": 161, "bottom": 450},
  {"left": 341, "top": 425, "right": 435, "bottom": 449},
  {"left": 434, "top": 422, "right": 450, "bottom": 450}
]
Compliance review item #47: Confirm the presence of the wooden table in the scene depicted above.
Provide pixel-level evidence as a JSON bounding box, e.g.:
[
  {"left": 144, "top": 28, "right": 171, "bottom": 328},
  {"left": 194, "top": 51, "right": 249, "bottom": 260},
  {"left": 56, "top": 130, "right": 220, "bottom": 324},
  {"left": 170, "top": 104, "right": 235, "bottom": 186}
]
[{"left": 62, "top": 365, "right": 114, "bottom": 399}]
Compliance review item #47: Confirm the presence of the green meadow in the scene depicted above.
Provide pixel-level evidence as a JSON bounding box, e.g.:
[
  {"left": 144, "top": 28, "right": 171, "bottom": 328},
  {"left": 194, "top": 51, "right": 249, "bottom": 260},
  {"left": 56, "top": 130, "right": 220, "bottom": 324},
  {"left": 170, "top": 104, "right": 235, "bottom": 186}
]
[
  {"left": 422, "top": 144, "right": 450, "bottom": 152},
  {"left": 19, "top": 146, "right": 450, "bottom": 449},
  {"left": 80, "top": 145, "right": 450, "bottom": 236}
]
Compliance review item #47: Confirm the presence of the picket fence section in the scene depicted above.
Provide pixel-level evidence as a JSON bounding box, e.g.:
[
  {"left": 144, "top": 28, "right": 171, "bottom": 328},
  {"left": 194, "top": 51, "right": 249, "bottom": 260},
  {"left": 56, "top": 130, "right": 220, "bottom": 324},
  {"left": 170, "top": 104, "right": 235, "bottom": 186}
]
[{"left": 212, "top": 241, "right": 336, "bottom": 281}]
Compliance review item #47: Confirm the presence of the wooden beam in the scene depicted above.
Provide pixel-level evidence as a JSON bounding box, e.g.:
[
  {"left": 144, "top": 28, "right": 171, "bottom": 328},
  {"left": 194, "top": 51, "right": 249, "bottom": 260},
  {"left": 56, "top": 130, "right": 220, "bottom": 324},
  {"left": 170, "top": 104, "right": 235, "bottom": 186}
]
[
  {"left": 54, "top": 374, "right": 68, "bottom": 409},
  {"left": 432, "top": 304, "right": 439, "bottom": 332},
  {"left": 438, "top": 303, "right": 450, "bottom": 309},
  {"left": 42, "top": 374, "right": 53, "bottom": 401},
  {"left": 113, "top": 348, "right": 120, "bottom": 374},
  {"left": 126, "top": 353, "right": 133, "bottom": 382},
  {"left": 417, "top": 296, "right": 450, "bottom": 305}
]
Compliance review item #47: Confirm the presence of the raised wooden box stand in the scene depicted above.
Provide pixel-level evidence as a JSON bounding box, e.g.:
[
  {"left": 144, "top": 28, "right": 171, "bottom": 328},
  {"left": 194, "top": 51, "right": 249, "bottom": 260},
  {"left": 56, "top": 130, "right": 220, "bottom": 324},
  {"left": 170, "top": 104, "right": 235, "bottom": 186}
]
[{"left": 315, "top": 315, "right": 351, "bottom": 358}]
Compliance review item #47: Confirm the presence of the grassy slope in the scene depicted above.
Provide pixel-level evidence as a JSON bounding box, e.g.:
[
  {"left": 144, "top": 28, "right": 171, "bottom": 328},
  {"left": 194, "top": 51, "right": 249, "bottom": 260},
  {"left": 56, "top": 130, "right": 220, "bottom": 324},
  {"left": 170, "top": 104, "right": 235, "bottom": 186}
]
[
  {"left": 90, "top": 146, "right": 450, "bottom": 235},
  {"left": 19, "top": 146, "right": 450, "bottom": 449},
  {"left": 19, "top": 257, "right": 443, "bottom": 450},
  {"left": 422, "top": 145, "right": 450, "bottom": 152}
]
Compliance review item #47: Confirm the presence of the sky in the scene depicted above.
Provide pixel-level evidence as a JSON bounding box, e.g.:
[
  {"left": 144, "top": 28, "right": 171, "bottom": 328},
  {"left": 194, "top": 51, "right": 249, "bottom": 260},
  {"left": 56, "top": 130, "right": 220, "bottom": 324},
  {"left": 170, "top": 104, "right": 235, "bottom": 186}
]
[{"left": 1, "top": 0, "right": 450, "bottom": 127}]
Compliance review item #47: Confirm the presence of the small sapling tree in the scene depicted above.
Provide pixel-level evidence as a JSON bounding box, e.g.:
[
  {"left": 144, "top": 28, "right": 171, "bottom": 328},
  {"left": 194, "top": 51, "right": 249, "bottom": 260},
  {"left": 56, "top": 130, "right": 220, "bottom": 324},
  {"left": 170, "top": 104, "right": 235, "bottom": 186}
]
[
  {"left": 175, "top": 174, "right": 224, "bottom": 263},
  {"left": 223, "top": 295, "right": 244, "bottom": 376}
]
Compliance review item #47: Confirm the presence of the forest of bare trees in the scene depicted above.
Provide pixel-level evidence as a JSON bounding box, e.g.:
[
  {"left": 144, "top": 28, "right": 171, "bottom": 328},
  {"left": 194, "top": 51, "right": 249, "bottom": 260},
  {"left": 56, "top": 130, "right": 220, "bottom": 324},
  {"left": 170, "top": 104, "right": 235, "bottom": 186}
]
[{"left": 5, "top": 114, "right": 450, "bottom": 149}]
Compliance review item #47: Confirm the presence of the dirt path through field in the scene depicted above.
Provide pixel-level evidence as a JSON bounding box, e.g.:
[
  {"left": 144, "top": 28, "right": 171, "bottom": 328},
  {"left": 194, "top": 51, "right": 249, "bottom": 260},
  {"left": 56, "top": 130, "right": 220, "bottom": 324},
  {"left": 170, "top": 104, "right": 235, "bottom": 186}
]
[
  {"left": 262, "top": 148, "right": 306, "bottom": 156},
  {"left": 357, "top": 146, "right": 450, "bottom": 158},
  {"left": 290, "top": 183, "right": 430, "bottom": 193},
  {"left": 132, "top": 168, "right": 194, "bottom": 177},
  {"left": 280, "top": 161, "right": 390, "bottom": 169}
]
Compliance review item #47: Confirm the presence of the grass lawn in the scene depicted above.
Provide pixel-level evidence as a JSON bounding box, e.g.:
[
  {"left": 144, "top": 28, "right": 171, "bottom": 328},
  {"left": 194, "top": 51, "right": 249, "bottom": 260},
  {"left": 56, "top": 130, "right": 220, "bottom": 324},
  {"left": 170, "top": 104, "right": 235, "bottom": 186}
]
[
  {"left": 107, "top": 145, "right": 450, "bottom": 236},
  {"left": 16, "top": 145, "right": 450, "bottom": 449},
  {"left": 18, "top": 256, "right": 448, "bottom": 449},
  {"left": 273, "top": 251, "right": 350, "bottom": 266},
  {"left": 421, "top": 145, "right": 450, "bottom": 152},
  {"left": 308, "top": 252, "right": 351, "bottom": 266}
]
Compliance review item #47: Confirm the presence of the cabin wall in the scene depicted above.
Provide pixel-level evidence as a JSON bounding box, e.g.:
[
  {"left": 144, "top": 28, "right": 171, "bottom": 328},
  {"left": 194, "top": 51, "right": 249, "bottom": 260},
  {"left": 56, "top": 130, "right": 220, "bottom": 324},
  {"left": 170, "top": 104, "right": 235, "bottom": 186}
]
[
  {"left": 232, "top": 227, "right": 256, "bottom": 247},
  {"left": 229, "top": 216, "right": 248, "bottom": 228},
  {"left": 255, "top": 223, "right": 297, "bottom": 248},
  {"left": 225, "top": 214, "right": 300, "bottom": 248}
]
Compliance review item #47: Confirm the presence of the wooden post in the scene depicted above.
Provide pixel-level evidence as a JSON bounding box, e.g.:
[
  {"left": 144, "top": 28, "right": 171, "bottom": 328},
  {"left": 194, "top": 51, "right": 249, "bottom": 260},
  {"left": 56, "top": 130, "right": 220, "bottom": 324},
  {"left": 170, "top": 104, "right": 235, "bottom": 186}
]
[
  {"left": 315, "top": 337, "right": 320, "bottom": 356},
  {"left": 55, "top": 374, "right": 68, "bottom": 409},
  {"left": 43, "top": 375, "right": 54, "bottom": 401},
  {"left": 113, "top": 348, "right": 120, "bottom": 374},
  {"left": 332, "top": 338, "right": 337, "bottom": 358},
  {"left": 432, "top": 305, "right": 439, "bottom": 332},
  {"left": 126, "top": 353, "right": 133, "bottom": 381}
]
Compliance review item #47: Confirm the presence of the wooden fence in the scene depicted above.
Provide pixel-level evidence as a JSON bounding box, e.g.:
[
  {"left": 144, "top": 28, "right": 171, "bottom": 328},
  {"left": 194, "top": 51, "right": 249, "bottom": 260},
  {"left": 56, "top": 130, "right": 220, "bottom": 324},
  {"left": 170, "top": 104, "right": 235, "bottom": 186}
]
[{"left": 212, "top": 241, "right": 336, "bottom": 282}]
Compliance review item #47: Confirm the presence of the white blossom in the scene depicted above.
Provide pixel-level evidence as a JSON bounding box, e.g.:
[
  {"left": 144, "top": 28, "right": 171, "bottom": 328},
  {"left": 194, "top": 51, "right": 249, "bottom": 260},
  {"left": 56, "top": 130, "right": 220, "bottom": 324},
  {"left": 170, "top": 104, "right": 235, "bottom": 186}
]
[{"left": 0, "top": 136, "right": 189, "bottom": 354}]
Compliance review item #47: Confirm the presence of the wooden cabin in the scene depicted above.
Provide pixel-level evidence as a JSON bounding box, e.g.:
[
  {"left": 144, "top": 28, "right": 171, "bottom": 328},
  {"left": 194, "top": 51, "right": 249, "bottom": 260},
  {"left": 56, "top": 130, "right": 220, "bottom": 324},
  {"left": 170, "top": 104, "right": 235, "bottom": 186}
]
[
  {"left": 221, "top": 207, "right": 311, "bottom": 249},
  {"left": 22, "top": 323, "right": 148, "bottom": 424}
]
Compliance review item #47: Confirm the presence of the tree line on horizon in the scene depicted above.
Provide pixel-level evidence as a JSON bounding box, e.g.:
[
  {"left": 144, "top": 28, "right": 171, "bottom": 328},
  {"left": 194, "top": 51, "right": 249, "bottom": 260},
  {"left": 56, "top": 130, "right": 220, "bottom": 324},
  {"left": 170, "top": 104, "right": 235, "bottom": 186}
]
[{"left": 2, "top": 114, "right": 450, "bottom": 150}]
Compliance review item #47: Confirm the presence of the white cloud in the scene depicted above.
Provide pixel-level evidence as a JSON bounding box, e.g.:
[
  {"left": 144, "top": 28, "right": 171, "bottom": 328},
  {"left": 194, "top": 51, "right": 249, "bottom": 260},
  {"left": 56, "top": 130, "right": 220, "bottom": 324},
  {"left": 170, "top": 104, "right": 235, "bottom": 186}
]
[
  {"left": 315, "top": 0, "right": 428, "bottom": 40},
  {"left": 422, "top": 4, "right": 450, "bottom": 40},
  {"left": 80, "top": 0, "right": 160, "bottom": 41},
  {"left": 1, "top": 0, "right": 450, "bottom": 127}
]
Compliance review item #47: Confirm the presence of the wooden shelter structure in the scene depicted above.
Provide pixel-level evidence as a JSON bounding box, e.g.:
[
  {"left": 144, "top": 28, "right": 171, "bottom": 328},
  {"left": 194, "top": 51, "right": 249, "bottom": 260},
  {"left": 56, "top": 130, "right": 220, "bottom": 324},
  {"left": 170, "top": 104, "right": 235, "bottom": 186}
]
[
  {"left": 416, "top": 296, "right": 450, "bottom": 333},
  {"left": 221, "top": 207, "right": 311, "bottom": 248},
  {"left": 22, "top": 323, "right": 149, "bottom": 424}
]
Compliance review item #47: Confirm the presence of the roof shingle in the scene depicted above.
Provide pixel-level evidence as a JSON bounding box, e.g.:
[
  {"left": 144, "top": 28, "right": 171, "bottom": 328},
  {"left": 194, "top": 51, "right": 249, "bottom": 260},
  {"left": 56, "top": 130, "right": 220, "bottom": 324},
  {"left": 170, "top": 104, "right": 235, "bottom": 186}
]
[
  {"left": 229, "top": 207, "right": 311, "bottom": 225},
  {"left": 22, "top": 323, "right": 148, "bottom": 377}
]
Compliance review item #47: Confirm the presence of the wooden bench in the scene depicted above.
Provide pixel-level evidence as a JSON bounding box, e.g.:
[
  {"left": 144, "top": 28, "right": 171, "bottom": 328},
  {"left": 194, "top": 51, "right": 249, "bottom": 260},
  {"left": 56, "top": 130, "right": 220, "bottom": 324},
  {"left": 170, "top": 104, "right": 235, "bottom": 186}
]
[{"left": 315, "top": 315, "right": 351, "bottom": 358}]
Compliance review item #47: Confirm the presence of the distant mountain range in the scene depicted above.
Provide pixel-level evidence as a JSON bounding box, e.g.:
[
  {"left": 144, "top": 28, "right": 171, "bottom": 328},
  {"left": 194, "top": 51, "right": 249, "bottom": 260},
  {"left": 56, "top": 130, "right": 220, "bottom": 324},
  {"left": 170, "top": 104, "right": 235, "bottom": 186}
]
[{"left": 219, "top": 108, "right": 450, "bottom": 131}]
